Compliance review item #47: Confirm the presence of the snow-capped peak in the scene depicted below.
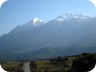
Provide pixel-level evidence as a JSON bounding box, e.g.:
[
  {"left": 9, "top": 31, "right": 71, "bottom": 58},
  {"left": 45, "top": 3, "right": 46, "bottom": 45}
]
[
  {"left": 32, "top": 18, "right": 44, "bottom": 26},
  {"left": 55, "top": 13, "right": 92, "bottom": 21},
  {"left": 55, "top": 13, "right": 76, "bottom": 21},
  {"left": 55, "top": 15, "right": 65, "bottom": 21}
]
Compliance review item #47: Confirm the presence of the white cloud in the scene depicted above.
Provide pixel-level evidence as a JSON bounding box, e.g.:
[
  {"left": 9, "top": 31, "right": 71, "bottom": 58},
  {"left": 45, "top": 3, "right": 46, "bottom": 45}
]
[
  {"left": 0, "top": 0, "right": 8, "bottom": 8},
  {"left": 89, "top": 0, "right": 96, "bottom": 8}
]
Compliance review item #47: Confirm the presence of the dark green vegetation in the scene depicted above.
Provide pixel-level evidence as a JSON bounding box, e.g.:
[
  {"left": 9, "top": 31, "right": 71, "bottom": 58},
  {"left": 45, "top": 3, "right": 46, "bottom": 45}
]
[
  {"left": 1, "top": 62, "right": 23, "bottom": 72},
  {"left": 1, "top": 53, "right": 96, "bottom": 72}
]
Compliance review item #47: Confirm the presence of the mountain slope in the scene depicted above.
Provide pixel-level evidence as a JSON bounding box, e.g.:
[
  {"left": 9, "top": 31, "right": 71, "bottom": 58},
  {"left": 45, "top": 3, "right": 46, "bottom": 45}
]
[{"left": 0, "top": 14, "right": 96, "bottom": 60}]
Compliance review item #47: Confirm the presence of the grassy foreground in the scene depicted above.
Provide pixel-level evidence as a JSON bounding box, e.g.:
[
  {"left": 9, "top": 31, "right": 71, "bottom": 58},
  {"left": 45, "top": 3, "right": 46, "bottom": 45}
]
[{"left": 1, "top": 53, "right": 96, "bottom": 72}]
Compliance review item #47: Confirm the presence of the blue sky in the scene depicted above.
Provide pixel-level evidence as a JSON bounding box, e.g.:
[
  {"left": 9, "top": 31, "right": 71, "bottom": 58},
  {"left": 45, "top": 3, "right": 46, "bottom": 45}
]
[{"left": 0, "top": 0, "right": 96, "bottom": 36}]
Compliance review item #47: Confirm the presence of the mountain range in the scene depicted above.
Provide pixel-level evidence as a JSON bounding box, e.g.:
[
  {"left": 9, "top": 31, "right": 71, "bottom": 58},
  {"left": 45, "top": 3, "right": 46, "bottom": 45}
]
[{"left": 0, "top": 13, "right": 96, "bottom": 61}]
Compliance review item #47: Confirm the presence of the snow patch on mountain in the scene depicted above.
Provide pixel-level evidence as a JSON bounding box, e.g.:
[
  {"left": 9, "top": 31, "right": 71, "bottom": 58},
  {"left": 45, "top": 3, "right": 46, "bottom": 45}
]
[
  {"left": 55, "top": 13, "right": 93, "bottom": 21},
  {"left": 32, "top": 18, "right": 44, "bottom": 26},
  {"left": 55, "top": 15, "right": 65, "bottom": 21}
]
